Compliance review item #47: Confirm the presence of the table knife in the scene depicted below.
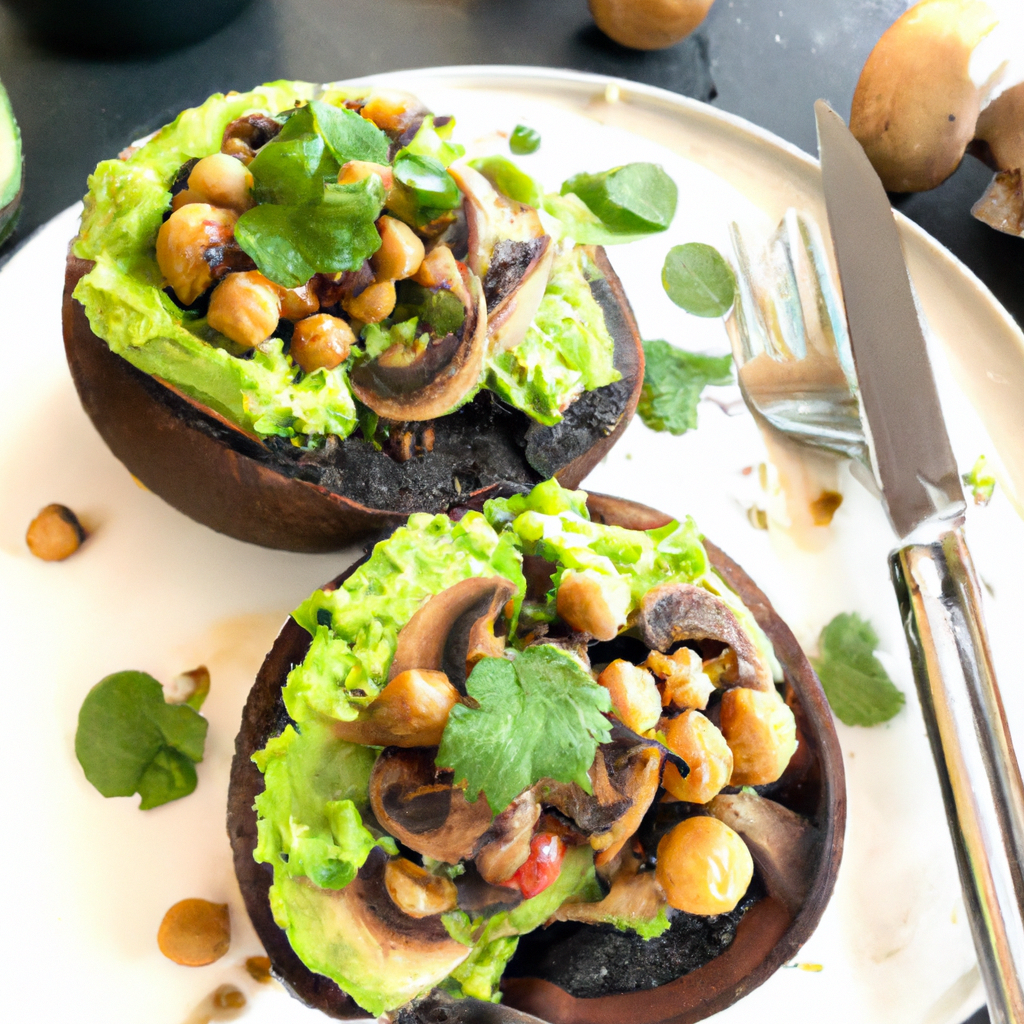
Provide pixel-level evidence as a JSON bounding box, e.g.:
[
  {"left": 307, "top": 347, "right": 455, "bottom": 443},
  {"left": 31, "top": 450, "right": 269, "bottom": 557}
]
[{"left": 815, "top": 100, "right": 1024, "bottom": 1024}]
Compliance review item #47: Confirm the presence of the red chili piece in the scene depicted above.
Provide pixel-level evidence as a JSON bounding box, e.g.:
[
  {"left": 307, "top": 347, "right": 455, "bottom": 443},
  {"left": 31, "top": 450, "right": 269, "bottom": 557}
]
[{"left": 508, "top": 833, "right": 566, "bottom": 900}]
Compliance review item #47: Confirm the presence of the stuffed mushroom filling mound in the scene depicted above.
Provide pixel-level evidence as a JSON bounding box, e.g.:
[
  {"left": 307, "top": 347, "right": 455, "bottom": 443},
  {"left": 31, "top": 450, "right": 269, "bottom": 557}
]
[
  {"left": 251, "top": 481, "right": 804, "bottom": 1015},
  {"left": 72, "top": 83, "right": 637, "bottom": 487}
]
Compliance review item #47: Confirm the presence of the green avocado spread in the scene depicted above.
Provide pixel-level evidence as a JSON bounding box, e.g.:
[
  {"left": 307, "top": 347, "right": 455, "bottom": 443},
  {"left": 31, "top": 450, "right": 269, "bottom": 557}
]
[
  {"left": 72, "top": 82, "right": 624, "bottom": 448},
  {"left": 251, "top": 481, "right": 782, "bottom": 1015}
]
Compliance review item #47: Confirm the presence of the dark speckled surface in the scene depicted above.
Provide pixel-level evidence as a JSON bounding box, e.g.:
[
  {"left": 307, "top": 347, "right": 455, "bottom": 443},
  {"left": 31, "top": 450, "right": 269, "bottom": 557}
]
[{"left": 0, "top": 1, "right": 1002, "bottom": 1020}]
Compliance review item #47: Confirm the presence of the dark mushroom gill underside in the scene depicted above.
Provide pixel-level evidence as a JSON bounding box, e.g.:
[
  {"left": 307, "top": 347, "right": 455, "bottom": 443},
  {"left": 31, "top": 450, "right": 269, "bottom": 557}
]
[{"left": 226, "top": 497, "right": 845, "bottom": 1023}]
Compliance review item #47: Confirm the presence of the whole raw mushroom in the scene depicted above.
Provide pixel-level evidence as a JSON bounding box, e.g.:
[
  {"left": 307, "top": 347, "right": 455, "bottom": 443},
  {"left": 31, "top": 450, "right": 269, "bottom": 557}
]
[{"left": 588, "top": 0, "right": 715, "bottom": 51}]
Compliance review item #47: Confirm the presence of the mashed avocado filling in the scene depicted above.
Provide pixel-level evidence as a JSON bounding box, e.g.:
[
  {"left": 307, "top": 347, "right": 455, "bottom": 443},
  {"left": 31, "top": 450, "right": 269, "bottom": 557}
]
[
  {"left": 72, "top": 82, "right": 622, "bottom": 446},
  {"left": 252, "top": 481, "right": 776, "bottom": 1013}
]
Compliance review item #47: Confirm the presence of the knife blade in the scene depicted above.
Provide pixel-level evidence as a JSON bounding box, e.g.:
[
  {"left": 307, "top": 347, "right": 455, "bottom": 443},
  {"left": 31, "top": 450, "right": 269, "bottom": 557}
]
[{"left": 815, "top": 99, "right": 1024, "bottom": 1024}]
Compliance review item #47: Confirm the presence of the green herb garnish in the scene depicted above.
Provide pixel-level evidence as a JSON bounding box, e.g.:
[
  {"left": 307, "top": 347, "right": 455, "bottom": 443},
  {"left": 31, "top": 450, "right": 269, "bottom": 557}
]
[
  {"left": 308, "top": 99, "right": 390, "bottom": 166},
  {"left": 469, "top": 155, "right": 543, "bottom": 207},
  {"left": 963, "top": 454, "right": 997, "bottom": 506},
  {"left": 436, "top": 645, "right": 612, "bottom": 815},
  {"left": 561, "top": 163, "right": 677, "bottom": 235},
  {"left": 75, "top": 671, "right": 208, "bottom": 809},
  {"left": 812, "top": 613, "right": 905, "bottom": 726},
  {"left": 235, "top": 175, "right": 385, "bottom": 288},
  {"left": 392, "top": 151, "right": 461, "bottom": 210},
  {"left": 509, "top": 124, "right": 541, "bottom": 155},
  {"left": 662, "top": 242, "right": 736, "bottom": 317},
  {"left": 638, "top": 340, "right": 733, "bottom": 435}
]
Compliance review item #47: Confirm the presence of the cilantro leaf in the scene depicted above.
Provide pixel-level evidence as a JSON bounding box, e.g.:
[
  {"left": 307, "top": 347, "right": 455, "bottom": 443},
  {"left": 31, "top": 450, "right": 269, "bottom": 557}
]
[
  {"left": 75, "top": 671, "right": 208, "bottom": 808},
  {"left": 812, "top": 613, "right": 905, "bottom": 726},
  {"left": 638, "top": 340, "right": 733, "bottom": 435},
  {"left": 561, "top": 163, "right": 677, "bottom": 235},
  {"left": 436, "top": 645, "right": 612, "bottom": 814}
]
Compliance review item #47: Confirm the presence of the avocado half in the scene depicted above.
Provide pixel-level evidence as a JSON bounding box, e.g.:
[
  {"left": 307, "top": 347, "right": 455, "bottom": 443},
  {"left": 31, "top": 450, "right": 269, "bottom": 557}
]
[
  {"left": 62, "top": 246, "right": 643, "bottom": 552},
  {"left": 227, "top": 494, "right": 845, "bottom": 1022},
  {"left": 0, "top": 80, "right": 23, "bottom": 248}
]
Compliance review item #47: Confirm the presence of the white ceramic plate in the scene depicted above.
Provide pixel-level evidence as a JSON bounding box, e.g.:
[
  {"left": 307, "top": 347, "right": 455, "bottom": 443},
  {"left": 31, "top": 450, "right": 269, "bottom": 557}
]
[{"left": 2, "top": 67, "right": 1023, "bottom": 1024}]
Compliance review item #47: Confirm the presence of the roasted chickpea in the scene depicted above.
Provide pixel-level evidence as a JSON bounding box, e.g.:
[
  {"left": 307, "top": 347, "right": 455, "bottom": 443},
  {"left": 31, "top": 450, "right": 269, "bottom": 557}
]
[
  {"left": 360, "top": 90, "right": 421, "bottom": 133},
  {"left": 343, "top": 279, "right": 396, "bottom": 324},
  {"left": 221, "top": 136, "right": 255, "bottom": 163},
  {"left": 556, "top": 569, "right": 631, "bottom": 641},
  {"left": 290, "top": 314, "right": 355, "bottom": 373},
  {"left": 597, "top": 660, "right": 661, "bottom": 733},
  {"left": 384, "top": 858, "right": 458, "bottom": 918},
  {"left": 279, "top": 283, "right": 320, "bottom": 321},
  {"left": 655, "top": 816, "right": 753, "bottom": 915},
  {"left": 412, "top": 244, "right": 462, "bottom": 290},
  {"left": 720, "top": 686, "right": 798, "bottom": 787},
  {"left": 187, "top": 153, "right": 254, "bottom": 212},
  {"left": 171, "top": 188, "right": 202, "bottom": 211},
  {"left": 157, "top": 898, "right": 230, "bottom": 966},
  {"left": 207, "top": 271, "right": 281, "bottom": 349},
  {"left": 339, "top": 160, "right": 394, "bottom": 192},
  {"left": 645, "top": 648, "right": 715, "bottom": 710},
  {"left": 156, "top": 203, "right": 237, "bottom": 306},
  {"left": 372, "top": 215, "right": 425, "bottom": 281},
  {"left": 662, "top": 711, "right": 733, "bottom": 804},
  {"left": 26, "top": 503, "right": 86, "bottom": 561}
]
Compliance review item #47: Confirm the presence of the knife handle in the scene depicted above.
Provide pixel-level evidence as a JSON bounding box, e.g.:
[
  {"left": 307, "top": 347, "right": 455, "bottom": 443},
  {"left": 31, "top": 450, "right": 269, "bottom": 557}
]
[{"left": 892, "top": 527, "right": 1024, "bottom": 1024}]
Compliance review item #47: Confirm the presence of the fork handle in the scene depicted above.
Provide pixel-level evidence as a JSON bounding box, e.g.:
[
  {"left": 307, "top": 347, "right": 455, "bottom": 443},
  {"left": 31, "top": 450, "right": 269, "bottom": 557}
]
[{"left": 892, "top": 527, "right": 1024, "bottom": 1024}]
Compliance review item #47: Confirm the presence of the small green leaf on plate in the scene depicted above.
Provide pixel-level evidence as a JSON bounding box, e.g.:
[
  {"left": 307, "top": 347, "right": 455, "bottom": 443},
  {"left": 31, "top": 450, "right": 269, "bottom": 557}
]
[
  {"left": 662, "top": 242, "right": 736, "bottom": 317},
  {"left": 962, "top": 454, "right": 996, "bottom": 506},
  {"left": 812, "top": 613, "right": 905, "bottom": 727},
  {"left": 561, "top": 162, "right": 677, "bottom": 235},
  {"left": 75, "top": 670, "right": 209, "bottom": 809},
  {"left": 509, "top": 124, "right": 541, "bottom": 156},
  {"left": 638, "top": 340, "right": 733, "bottom": 435}
]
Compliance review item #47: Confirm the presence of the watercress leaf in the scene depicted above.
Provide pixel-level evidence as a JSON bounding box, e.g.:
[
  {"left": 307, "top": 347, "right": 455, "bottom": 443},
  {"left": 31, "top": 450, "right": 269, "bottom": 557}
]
[
  {"left": 402, "top": 115, "right": 465, "bottom": 167},
  {"left": 662, "top": 242, "right": 736, "bottom": 317},
  {"left": 393, "top": 152, "right": 461, "bottom": 210},
  {"left": 509, "top": 124, "right": 541, "bottom": 156},
  {"left": 561, "top": 163, "right": 677, "bottom": 235},
  {"left": 638, "top": 340, "right": 733, "bottom": 435},
  {"left": 137, "top": 747, "right": 199, "bottom": 810},
  {"left": 812, "top": 613, "right": 906, "bottom": 727},
  {"left": 309, "top": 99, "right": 390, "bottom": 166},
  {"left": 469, "top": 155, "right": 543, "bottom": 207},
  {"left": 436, "top": 645, "right": 612, "bottom": 815},
  {"left": 75, "top": 670, "right": 208, "bottom": 808},
  {"left": 542, "top": 192, "right": 653, "bottom": 246},
  {"left": 235, "top": 175, "right": 385, "bottom": 288},
  {"left": 249, "top": 107, "right": 339, "bottom": 206},
  {"left": 393, "top": 280, "right": 466, "bottom": 337}
]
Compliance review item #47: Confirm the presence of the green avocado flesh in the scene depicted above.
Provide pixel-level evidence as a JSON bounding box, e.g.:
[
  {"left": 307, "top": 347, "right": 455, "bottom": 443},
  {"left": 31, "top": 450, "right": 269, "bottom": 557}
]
[
  {"left": 252, "top": 481, "right": 781, "bottom": 1014},
  {"left": 0, "top": 79, "right": 23, "bottom": 246},
  {"left": 72, "top": 81, "right": 619, "bottom": 447}
]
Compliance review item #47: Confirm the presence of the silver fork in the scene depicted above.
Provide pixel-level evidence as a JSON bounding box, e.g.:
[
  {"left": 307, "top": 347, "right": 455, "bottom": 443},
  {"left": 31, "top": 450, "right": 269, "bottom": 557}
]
[{"left": 725, "top": 207, "right": 875, "bottom": 492}]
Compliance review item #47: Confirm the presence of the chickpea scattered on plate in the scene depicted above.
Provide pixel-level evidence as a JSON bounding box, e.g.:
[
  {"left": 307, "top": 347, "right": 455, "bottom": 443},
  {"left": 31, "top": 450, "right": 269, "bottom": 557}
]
[
  {"left": 25, "top": 503, "right": 86, "bottom": 561},
  {"left": 157, "top": 898, "right": 230, "bottom": 966}
]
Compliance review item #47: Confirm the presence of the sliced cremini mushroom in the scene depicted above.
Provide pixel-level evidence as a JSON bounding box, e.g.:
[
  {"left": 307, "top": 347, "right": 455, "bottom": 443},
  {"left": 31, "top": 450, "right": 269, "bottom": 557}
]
[
  {"left": 446, "top": 162, "right": 555, "bottom": 355},
  {"left": 638, "top": 582, "right": 773, "bottom": 691},
  {"left": 475, "top": 788, "right": 541, "bottom": 884},
  {"left": 591, "top": 744, "right": 663, "bottom": 867},
  {"left": 552, "top": 848, "right": 666, "bottom": 926},
  {"left": 384, "top": 857, "right": 459, "bottom": 918},
  {"left": 388, "top": 576, "right": 517, "bottom": 692},
  {"left": 333, "top": 669, "right": 460, "bottom": 748},
  {"left": 349, "top": 271, "right": 487, "bottom": 422},
  {"left": 369, "top": 747, "right": 493, "bottom": 864},
  {"left": 278, "top": 847, "right": 471, "bottom": 1012},
  {"left": 708, "top": 790, "right": 819, "bottom": 915}
]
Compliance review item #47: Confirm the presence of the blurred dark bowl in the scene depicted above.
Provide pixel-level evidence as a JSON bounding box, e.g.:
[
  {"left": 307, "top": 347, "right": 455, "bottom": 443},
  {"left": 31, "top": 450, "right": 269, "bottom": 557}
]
[{"left": 0, "top": 0, "right": 254, "bottom": 55}]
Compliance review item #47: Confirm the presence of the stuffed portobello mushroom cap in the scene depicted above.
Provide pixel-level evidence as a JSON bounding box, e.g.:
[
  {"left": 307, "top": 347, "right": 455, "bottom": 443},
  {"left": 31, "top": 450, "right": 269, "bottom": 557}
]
[
  {"left": 62, "top": 86, "right": 644, "bottom": 553},
  {"left": 227, "top": 493, "right": 844, "bottom": 1022}
]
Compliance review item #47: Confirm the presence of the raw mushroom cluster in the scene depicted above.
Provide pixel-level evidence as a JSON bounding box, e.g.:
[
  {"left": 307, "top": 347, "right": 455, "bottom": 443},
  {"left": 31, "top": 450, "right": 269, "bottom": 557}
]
[
  {"left": 323, "top": 566, "right": 803, "bottom": 949},
  {"left": 153, "top": 91, "right": 563, "bottom": 430},
  {"left": 851, "top": 0, "right": 1024, "bottom": 235}
]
